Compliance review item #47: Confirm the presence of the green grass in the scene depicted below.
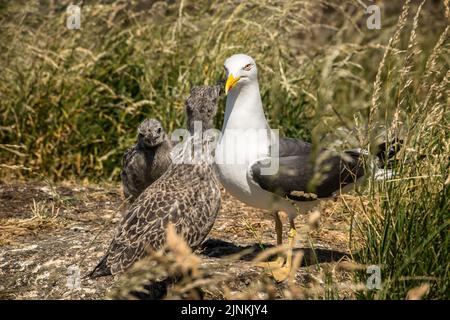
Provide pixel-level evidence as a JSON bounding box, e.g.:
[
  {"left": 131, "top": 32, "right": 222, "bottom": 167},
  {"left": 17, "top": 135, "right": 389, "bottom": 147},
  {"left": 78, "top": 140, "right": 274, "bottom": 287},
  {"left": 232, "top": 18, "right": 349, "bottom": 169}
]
[
  {"left": 350, "top": 0, "right": 449, "bottom": 299},
  {"left": 0, "top": 0, "right": 448, "bottom": 299}
]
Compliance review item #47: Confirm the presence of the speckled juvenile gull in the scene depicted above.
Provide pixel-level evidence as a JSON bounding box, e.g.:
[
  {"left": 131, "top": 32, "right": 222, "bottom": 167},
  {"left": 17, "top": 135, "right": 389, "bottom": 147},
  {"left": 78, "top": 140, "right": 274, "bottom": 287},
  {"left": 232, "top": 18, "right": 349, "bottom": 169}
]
[
  {"left": 89, "top": 85, "right": 222, "bottom": 278},
  {"left": 121, "top": 118, "right": 172, "bottom": 203}
]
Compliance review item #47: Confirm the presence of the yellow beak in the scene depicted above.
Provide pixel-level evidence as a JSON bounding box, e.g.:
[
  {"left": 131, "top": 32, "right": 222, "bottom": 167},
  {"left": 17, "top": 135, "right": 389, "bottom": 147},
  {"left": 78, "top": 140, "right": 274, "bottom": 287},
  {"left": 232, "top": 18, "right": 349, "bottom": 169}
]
[{"left": 225, "top": 74, "right": 240, "bottom": 95}]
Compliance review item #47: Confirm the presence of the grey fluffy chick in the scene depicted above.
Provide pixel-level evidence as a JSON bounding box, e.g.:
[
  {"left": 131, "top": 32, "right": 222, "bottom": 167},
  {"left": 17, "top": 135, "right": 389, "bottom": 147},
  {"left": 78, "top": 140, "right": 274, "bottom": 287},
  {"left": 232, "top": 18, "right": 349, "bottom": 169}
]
[
  {"left": 89, "top": 85, "right": 221, "bottom": 278},
  {"left": 121, "top": 119, "right": 172, "bottom": 203}
]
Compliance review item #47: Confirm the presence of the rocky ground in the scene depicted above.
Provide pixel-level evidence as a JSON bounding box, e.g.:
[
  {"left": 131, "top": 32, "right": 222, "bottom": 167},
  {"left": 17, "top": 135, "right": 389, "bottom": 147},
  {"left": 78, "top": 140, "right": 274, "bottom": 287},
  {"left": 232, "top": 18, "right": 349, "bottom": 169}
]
[{"left": 0, "top": 179, "right": 358, "bottom": 300}]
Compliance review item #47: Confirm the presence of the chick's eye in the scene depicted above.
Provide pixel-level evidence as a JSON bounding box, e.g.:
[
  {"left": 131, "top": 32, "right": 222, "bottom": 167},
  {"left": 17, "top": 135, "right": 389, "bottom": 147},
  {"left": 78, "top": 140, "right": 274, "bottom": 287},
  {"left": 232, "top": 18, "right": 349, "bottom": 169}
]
[{"left": 243, "top": 63, "right": 252, "bottom": 71}]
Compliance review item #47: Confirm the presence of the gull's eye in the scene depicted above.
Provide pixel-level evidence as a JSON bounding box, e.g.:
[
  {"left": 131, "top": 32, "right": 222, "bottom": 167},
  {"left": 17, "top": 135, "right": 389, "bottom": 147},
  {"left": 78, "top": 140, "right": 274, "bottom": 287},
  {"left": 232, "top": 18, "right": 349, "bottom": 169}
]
[
  {"left": 223, "top": 65, "right": 228, "bottom": 73},
  {"left": 243, "top": 63, "right": 252, "bottom": 71}
]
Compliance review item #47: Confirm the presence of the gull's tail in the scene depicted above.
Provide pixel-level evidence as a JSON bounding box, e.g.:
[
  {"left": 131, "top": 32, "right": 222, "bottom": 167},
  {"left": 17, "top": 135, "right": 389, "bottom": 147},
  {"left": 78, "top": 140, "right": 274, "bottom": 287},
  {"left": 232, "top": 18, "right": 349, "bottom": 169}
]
[
  {"left": 375, "top": 138, "right": 403, "bottom": 168},
  {"left": 85, "top": 255, "right": 112, "bottom": 279},
  {"left": 373, "top": 138, "right": 403, "bottom": 181}
]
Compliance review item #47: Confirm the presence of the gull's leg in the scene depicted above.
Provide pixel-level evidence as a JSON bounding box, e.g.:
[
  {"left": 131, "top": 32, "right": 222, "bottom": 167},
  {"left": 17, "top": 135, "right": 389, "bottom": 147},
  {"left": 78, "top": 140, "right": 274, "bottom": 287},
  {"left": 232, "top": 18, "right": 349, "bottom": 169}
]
[
  {"left": 285, "top": 219, "right": 297, "bottom": 269},
  {"left": 255, "top": 211, "right": 285, "bottom": 268},
  {"left": 274, "top": 211, "right": 283, "bottom": 246},
  {"left": 271, "top": 218, "right": 297, "bottom": 282}
]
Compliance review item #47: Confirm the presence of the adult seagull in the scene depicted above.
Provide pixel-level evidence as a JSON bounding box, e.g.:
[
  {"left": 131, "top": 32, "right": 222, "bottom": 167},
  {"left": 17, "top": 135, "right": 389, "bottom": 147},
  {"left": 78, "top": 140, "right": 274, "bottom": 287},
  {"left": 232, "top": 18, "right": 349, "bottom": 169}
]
[{"left": 215, "top": 54, "right": 401, "bottom": 281}]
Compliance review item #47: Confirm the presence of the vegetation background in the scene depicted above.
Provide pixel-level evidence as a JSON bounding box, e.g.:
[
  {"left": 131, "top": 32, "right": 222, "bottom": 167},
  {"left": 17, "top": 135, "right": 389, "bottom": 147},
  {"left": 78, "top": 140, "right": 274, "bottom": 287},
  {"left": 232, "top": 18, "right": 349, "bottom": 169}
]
[{"left": 0, "top": 0, "right": 448, "bottom": 299}]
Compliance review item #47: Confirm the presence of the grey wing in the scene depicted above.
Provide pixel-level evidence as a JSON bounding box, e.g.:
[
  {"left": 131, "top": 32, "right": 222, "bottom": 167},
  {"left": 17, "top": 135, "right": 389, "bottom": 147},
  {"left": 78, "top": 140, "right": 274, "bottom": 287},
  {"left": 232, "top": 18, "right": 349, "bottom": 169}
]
[
  {"left": 250, "top": 148, "right": 366, "bottom": 201},
  {"left": 274, "top": 137, "right": 312, "bottom": 157}
]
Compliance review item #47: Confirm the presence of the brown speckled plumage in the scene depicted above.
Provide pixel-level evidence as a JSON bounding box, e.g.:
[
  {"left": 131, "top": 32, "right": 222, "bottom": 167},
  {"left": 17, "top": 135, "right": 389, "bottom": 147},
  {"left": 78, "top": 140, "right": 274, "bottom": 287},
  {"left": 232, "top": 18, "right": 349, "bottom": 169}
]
[{"left": 89, "top": 85, "right": 221, "bottom": 278}]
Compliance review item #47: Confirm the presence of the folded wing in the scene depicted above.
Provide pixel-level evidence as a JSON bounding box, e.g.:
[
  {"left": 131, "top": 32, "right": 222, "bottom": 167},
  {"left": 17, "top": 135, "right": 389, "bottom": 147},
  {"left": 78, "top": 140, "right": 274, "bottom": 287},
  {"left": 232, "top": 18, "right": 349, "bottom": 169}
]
[{"left": 251, "top": 138, "right": 366, "bottom": 201}]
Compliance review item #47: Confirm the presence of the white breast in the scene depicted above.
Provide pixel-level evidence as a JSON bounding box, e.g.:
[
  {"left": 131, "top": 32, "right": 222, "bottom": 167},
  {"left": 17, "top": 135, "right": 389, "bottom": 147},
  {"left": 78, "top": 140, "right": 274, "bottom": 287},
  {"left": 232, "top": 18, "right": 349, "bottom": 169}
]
[{"left": 215, "top": 129, "right": 268, "bottom": 197}]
